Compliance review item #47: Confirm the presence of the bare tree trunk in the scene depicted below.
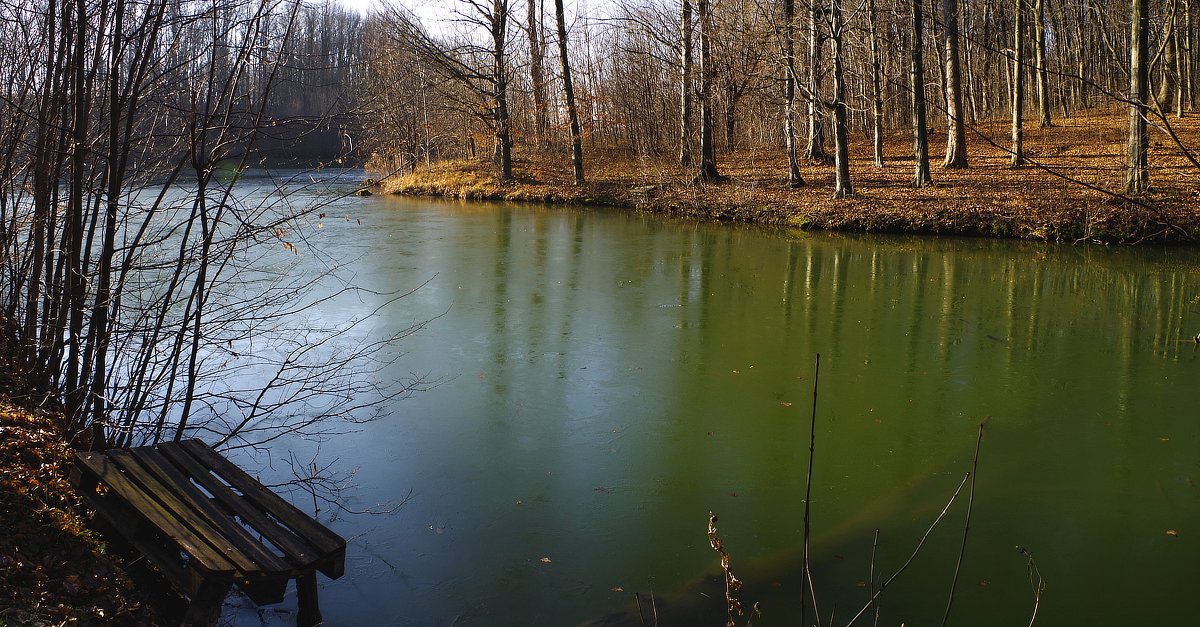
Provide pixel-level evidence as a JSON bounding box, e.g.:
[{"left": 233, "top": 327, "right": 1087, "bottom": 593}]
[
  {"left": 680, "top": 0, "right": 693, "bottom": 167},
  {"left": 1177, "top": 3, "right": 1186, "bottom": 117},
  {"left": 943, "top": 0, "right": 969, "bottom": 167},
  {"left": 911, "top": 0, "right": 932, "bottom": 186},
  {"left": 1127, "top": 0, "right": 1149, "bottom": 193},
  {"left": 830, "top": 0, "right": 853, "bottom": 197},
  {"left": 1011, "top": 0, "right": 1025, "bottom": 165},
  {"left": 869, "top": 0, "right": 885, "bottom": 168},
  {"left": 963, "top": 0, "right": 980, "bottom": 123},
  {"left": 493, "top": 0, "right": 513, "bottom": 182},
  {"left": 696, "top": 0, "right": 721, "bottom": 182},
  {"left": 554, "top": 0, "right": 584, "bottom": 185},
  {"left": 1034, "top": 0, "right": 1051, "bottom": 126},
  {"left": 527, "top": 0, "right": 549, "bottom": 146},
  {"left": 805, "top": 2, "right": 828, "bottom": 161},
  {"left": 784, "top": 0, "right": 805, "bottom": 184},
  {"left": 1187, "top": 0, "right": 1195, "bottom": 110}
]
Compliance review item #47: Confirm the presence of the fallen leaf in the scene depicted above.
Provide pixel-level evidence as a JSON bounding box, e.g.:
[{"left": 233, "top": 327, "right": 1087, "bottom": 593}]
[
  {"left": 780, "top": 401, "right": 793, "bottom": 407},
  {"left": 1167, "top": 529, "right": 1179, "bottom": 536},
  {"left": 854, "top": 580, "right": 868, "bottom": 588},
  {"left": 611, "top": 586, "right": 624, "bottom": 593},
  {"left": 540, "top": 557, "right": 552, "bottom": 563},
  {"left": 979, "top": 579, "right": 990, "bottom": 588}
]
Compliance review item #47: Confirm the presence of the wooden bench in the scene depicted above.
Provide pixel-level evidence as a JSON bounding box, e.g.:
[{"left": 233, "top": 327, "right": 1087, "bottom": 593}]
[{"left": 69, "top": 439, "right": 345, "bottom": 626}]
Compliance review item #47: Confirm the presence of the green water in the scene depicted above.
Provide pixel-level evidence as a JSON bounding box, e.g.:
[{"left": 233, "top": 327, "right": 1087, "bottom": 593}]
[{"left": 262, "top": 191, "right": 1200, "bottom": 626}]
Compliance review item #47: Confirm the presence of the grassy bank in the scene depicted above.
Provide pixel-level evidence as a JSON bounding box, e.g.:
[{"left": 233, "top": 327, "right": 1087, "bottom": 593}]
[{"left": 376, "top": 108, "right": 1200, "bottom": 244}]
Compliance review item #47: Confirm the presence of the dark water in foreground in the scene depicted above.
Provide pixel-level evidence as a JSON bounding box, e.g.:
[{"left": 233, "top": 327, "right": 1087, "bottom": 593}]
[{"left": 233, "top": 183, "right": 1200, "bottom": 626}]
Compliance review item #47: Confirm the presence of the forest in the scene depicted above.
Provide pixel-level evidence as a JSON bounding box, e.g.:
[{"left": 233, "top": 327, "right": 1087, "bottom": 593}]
[
  {"left": 360, "top": 0, "right": 1197, "bottom": 203},
  {"left": 1, "top": 0, "right": 1199, "bottom": 623}
]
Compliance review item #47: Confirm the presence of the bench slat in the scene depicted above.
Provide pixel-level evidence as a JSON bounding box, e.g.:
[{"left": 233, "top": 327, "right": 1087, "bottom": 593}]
[
  {"left": 75, "top": 452, "right": 237, "bottom": 576},
  {"left": 131, "top": 447, "right": 295, "bottom": 575},
  {"left": 157, "top": 442, "right": 322, "bottom": 570},
  {"left": 176, "top": 440, "right": 345, "bottom": 559},
  {"left": 106, "top": 450, "right": 263, "bottom": 575}
]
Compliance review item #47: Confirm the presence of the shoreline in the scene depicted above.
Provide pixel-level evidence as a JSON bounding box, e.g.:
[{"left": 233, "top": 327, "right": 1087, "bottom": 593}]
[{"left": 373, "top": 109, "right": 1200, "bottom": 245}]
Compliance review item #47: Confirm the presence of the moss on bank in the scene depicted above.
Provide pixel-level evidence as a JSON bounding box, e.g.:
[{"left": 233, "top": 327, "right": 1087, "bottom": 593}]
[{"left": 373, "top": 108, "right": 1200, "bottom": 244}]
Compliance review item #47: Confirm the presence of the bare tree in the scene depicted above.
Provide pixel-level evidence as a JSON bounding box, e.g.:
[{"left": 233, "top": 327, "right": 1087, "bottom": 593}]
[
  {"left": 696, "top": 0, "right": 723, "bottom": 182},
  {"left": 943, "top": 0, "right": 970, "bottom": 167},
  {"left": 1127, "top": 0, "right": 1150, "bottom": 192},
  {"left": 830, "top": 0, "right": 853, "bottom": 196},
  {"left": 555, "top": 0, "right": 585, "bottom": 184},
  {"left": 681, "top": 0, "right": 695, "bottom": 166},
  {"left": 912, "top": 0, "right": 933, "bottom": 186},
  {"left": 783, "top": 0, "right": 806, "bottom": 184},
  {"left": 1011, "top": 0, "right": 1026, "bottom": 165}
]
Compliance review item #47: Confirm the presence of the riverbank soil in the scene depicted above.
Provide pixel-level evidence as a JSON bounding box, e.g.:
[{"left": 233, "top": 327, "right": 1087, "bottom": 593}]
[{"left": 379, "top": 107, "right": 1200, "bottom": 243}]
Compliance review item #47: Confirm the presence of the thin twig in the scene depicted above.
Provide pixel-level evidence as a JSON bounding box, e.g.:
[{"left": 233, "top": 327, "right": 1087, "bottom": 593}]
[
  {"left": 940, "top": 417, "right": 989, "bottom": 627},
  {"left": 869, "top": 528, "right": 880, "bottom": 627},
  {"left": 801, "top": 353, "right": 821, "bottom": 627},
  {"left": 1019, "top": 547, "right": 1046, "bottom": 627},
  {"left": 842, "top": 472, "right": 972, "bottom": 627}
]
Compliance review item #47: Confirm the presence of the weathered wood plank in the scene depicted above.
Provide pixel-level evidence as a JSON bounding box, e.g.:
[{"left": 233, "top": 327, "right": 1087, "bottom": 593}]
[
  {"left": 107, "top": 450, "right": 262, "bottom": 575},
  {"left": 129, "top": 447, "right": 294, "bottom": 574},
  {"left": 75, "top": 453, "right": 237, "bottom": 576},
  {"left": 175, "top": 441, "right": 345, "bottom": 567},
  {"left": 157, "top": 442, "right": 321, "bottom": 569}
]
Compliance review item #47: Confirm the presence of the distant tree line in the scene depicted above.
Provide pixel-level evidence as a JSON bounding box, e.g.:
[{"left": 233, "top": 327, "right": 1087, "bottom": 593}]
[{"left": 359, "top": 0, "right": 1198, "bottom": 195}]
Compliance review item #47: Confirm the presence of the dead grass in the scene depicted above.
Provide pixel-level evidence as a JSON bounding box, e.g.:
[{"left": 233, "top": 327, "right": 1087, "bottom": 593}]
[{"left": 375, "top": 107, "right": 1200, "bottom": 244}]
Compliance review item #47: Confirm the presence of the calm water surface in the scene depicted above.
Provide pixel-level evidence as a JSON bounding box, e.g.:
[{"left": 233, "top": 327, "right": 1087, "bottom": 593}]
[{"left": 237, "top": 178, "right": 1200, "bottom": 626}]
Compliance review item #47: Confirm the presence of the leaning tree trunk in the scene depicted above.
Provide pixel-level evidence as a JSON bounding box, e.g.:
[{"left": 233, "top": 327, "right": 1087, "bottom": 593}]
[
  {"left": 679, "top": 0, "right": 693, "bottom": 167},
  {"left": 943, "top": 0, "right": 969, "bottom": 167},
  {"left": 784, "top": 0, "right": 805, "bottom": 184},
  {"left": 1126, "top": 0, "right": 1149, "bottom": 193},
  {"left": 911, "top": 0, "right": 932, "bottom": 186},
  {"left": 1011, "top": 0, "right": 1025, "bottom": 165},
  {"left": 695, "top": 0, "right": 721, "bottom": 182},
  {"left": 830, "top": 0, "right": 853, "bottom": 197},
  {"left": 554, "top": 0, "right": 584, "bottom": 185}
]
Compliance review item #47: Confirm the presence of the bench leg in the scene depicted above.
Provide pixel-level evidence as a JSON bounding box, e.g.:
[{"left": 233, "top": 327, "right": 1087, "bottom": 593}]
[
  {"left": 297, "top": 571, "right": 322, "bottom": 627},
  {"left": 182, "top": 579, "right": 232, "bottom": 627}
]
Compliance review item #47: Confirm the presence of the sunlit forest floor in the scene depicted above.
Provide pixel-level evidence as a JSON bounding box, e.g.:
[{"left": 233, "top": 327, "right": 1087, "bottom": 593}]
[
  {"left": 379, "top": 106, "right": 1200, "bottom": 244},
  {"left": 0, "top": 342, "right": 170, "bottom": 624}
]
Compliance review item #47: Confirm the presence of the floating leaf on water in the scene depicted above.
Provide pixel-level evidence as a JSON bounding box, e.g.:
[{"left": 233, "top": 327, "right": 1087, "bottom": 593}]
[
  {"left": 540, "top": 557, "right": 552, "bottom": 563},
  {"left": 1167, "top": 529, "right": 1179, "bottom": 536},
  {"left": 780, "top": 401, "right": 793, "bottom": 407},
  {"left": 611, "top": 586, "right": 623, "bottom": 593}
]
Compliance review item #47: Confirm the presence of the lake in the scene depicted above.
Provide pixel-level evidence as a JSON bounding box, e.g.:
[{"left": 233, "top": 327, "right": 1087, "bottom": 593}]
[{"left": 227, "top": 172, "right": 1200, "bottom": 626}]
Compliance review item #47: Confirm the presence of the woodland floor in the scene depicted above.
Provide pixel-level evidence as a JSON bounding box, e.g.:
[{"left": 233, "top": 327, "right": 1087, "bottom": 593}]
[
  {"left": 0, "top": 337, "right": 174, "bottom": 625},
  {"left": 379, "top": 106, "right": 1200, "bottom": 244}
]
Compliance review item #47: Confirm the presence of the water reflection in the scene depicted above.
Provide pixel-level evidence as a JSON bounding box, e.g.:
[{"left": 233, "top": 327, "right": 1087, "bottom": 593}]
[{"left": 258, "top": 194, "right": 1200, "bottom": 626}]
